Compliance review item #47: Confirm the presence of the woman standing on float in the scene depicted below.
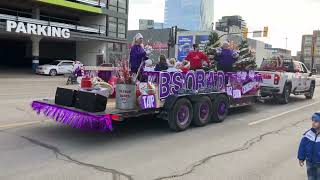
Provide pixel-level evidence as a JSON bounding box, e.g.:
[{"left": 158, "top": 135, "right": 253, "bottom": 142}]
[{"left": 129, "top": 33, "right": 148, "bottom": 76}]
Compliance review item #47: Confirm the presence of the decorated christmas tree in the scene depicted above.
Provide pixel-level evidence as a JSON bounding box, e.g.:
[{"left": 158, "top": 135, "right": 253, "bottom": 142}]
[
  {"left": 233, "top": 40, "right": 257, "bottom": 71},
  {"left": 205, "top": 31, "right": 221, "bottom": 70}
]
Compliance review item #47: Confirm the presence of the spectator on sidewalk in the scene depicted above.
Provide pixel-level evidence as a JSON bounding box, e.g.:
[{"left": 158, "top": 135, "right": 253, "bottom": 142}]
[{"left": 298, "top": 112, "right": 320, "bottom": 180}]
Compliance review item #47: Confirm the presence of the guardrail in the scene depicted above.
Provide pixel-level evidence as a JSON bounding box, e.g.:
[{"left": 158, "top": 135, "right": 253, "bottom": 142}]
[{"left": 74, "top": 0, "right": 107, "bottom": 8}]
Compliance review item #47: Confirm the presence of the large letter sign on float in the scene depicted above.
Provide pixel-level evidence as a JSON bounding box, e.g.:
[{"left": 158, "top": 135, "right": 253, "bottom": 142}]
[
  {"left": 159, "top": 70, "right": 228, "bottom": 99},
  {"left": 157, "top": 70, "right": 261, "bottom": 100}
]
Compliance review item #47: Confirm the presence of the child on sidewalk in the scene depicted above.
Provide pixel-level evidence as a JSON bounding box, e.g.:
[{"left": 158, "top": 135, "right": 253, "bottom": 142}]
[{"left": 298, "top": 113, "right": 320, "bottom": 180}]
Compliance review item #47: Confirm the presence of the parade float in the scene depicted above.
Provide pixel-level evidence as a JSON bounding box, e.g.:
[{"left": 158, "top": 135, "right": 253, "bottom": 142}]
[{"left": 31, "top": 33, "right": 262, "bottom": 132}]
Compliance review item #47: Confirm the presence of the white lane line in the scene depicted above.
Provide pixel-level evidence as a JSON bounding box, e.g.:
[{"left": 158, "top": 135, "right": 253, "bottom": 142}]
[
  {"left": 0, "top": 120, "right": 50, "bottom": 130},
  {"left": 248, "top": 101, "right": 320, "bottom": 126}
]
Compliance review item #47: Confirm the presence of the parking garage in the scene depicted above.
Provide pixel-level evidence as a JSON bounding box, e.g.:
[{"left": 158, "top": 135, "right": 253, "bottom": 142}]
[{"left": 0, "top": 0, "right": 128, "bottom": 72}]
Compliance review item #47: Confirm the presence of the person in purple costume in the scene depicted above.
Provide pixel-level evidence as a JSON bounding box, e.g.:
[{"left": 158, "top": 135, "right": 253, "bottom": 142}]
[
  {"left": 216, "top": 42, "right": 239, "bottom": 72},
  {"left": 130, "top": 33, "right": 148, "bottom": 74}
]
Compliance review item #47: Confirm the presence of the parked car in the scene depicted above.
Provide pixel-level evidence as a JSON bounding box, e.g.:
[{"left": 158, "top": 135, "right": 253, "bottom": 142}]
[
  {"left": 36, "top": 60, "right": 76, "bottom": 76},
  {"left": 258, "top": 58, "right": 316, "bottom": 104}
]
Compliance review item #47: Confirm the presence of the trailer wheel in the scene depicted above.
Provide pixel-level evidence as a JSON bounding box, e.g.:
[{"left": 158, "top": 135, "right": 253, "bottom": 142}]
[
  {"left": 212, "top": 95, "right": 229, "bottom": 123},
  {"left": 193, "top": 96, "right": 213, "bottom": 127},
  {"left": 168, "top": 98, "right": 193, "bottom": 132}
]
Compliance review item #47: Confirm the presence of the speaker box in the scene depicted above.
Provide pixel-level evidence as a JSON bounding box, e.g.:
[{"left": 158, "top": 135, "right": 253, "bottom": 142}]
[
  {"left": 55, "top": 88, "right": 77, "bottom": 107},
  {"left": 74, "top": 91, "right": 108, "bottom": 112}
]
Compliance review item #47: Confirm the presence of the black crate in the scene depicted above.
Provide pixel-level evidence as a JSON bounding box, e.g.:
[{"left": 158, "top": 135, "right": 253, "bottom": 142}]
[
  {"left": 55, "top": 88, "right": 78, "bottom": 107},
  {"left": 74, "top": 91, "right": 107, "bottom": 112}
]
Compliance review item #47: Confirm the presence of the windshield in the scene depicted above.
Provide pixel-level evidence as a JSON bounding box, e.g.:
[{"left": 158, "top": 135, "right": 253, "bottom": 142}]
[{"left": 49, "top": 61, "right": 60, "bottom": 65}]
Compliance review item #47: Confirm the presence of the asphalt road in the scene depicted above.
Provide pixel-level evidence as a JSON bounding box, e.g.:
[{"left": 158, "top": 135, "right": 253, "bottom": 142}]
[{"left": 0, "top": 72, "right": 319, "bottom": 180}]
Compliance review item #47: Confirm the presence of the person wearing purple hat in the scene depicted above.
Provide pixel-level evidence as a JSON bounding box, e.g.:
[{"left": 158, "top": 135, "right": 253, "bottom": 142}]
[
  {"left": 130, "top": 33, "right": 148, "bottom": 74},
  {"left": 298, "top": 113, "right": 320, "bottom": 180}
]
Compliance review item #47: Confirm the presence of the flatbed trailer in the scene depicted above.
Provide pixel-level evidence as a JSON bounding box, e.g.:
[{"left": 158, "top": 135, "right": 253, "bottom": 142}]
[{"left": 32, "top": 91, "right": 258, "bottom": 132}]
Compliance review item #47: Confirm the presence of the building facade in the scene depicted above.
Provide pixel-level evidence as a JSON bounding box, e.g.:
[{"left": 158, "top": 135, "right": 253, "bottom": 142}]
[
  {"left": 266, "top": 48, "right": 292, "bottom": 59},
  {"left": 0, "top": 0, "right": 129, "bottom": 70},
  {"left": 139, "top": 19, "right": 164, "bottom": 30},
  {"left": 215, "top": 15, "right": 246, "bottom": 35},
  {"left": 301, "top": 31, "right": 320, "bottom": 70},
  {"left": 164, "top": 0, "right": 214, "bottom": 31}
]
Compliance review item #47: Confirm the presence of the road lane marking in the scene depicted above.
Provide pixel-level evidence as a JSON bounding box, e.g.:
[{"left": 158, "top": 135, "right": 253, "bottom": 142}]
[
  {"left": 0, "top": 120, "right": 50, "bottom": 130},
  {"left": 248, "top": 101, "right": 320, "bottom": 126}
]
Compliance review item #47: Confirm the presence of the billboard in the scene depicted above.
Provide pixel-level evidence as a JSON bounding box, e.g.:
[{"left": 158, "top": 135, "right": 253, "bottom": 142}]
[
  {"left": 177, "top": 36, "right": 193, "bottom": 61},
  {"left": 195, "top": 35, "right": 209, "bottom": 52}
]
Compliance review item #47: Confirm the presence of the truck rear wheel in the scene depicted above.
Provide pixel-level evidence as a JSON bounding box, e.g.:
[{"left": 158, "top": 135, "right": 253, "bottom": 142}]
[
  {"left": 277, "top": 84, "right": 290, "bottom": 104},
  {"left": 212, "top": 95, "right": 229, "bottom": 123},
  {"left": 168, "top": 98, "right": 193, "bottom": 132},
  {"left": 305, "top": 83, "right": 315, "bottom": 99},
  {"left": 193, "top": 96, "right": 213, "bottom": 127}
]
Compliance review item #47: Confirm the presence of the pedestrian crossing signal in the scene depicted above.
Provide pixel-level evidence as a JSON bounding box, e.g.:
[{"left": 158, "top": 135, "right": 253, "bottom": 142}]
[{"left": 263, "top": 26, "right": 269, "bottom": 37}]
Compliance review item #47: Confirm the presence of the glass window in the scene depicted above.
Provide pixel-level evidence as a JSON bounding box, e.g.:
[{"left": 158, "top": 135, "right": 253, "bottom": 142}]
[
  {"left": 108, "top": 22, "right": 117, "bottom": 32},
  {"left": 109, "top": 0, "right": 117, "bottom": 6},
  {"left": 114, "top": 43, "right": 122, "bottom": 52},
  {"left": 118, "top": 33, "right": 126, "bottom": 39},
  {"left": 109, "top": 32, "right": 117, "bottom": 38},
  {"left": 118, "top": 8, "right": 126, "bottom": 14},
  {"left": 60, "top": 62, "right": 73, "bottom": 66},
  {"left": 107, "top": 43, "right": 114, "bottom": 50},
  {"left": 118, "top": 23, "right": 126, "bottom": 34},
  {"left": 118, "top": 19, "right": 126, "bottom": 24},
  {"left": 118, "top": 0, "right": 127, "bottom": 8}
]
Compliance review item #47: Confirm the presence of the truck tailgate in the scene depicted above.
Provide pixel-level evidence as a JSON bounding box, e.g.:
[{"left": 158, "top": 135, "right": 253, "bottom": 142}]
[{"left": 259, "top": 71, "right": 276, "bottom": 86}]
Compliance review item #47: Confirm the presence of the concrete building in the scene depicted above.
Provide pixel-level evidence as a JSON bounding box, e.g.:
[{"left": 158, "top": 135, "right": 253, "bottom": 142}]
[
  {"left": 266, "top": 48, "right": 292, "bottom": 59},
  {"left": 139, "top": 19, "right": 164, "bottom": 30},
  {"left": 176, "top": 31, "right": 269, "bottom": 66},
  {"left": 301, "top": 31, "right": 320, "bottom": 70},
  {"left": 128, "top": 28, "right": 179, "bottom": 61},
  {"left": 164, "top": 0, "right": 214, "bottom": 31},
  {"left": 0, "top": 0, "right": 128, "bottom": 70},
  {"left": 215, "top": 15, "right": 246, "bottom": 35}
]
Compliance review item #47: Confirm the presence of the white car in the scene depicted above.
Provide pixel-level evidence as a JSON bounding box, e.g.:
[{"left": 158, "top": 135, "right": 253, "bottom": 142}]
[{"left": 36, "top": 60, "right": 75, "bottom": 76}]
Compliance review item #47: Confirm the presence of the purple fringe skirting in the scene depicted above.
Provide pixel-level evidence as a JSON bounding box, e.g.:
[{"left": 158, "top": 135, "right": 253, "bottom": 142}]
[{"left": 31, "top": 101, "right": 112, "bottom": 132}]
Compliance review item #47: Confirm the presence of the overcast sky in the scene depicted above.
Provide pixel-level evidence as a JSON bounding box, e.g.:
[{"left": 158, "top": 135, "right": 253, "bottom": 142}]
[{"left": 128, "top": 0, "right": 320, "bottom": 55}]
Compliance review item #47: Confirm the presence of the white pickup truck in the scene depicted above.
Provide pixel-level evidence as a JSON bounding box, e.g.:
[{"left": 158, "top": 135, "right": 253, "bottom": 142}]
[{"left": 259, "top": 59, "right": 316, "bottom": 104}]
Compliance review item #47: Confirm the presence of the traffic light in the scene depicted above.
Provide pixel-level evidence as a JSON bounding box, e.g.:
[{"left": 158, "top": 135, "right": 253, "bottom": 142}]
[
  {"left": 242, "top": 27, "right": 248, "bottom": 39},
  {"left": 263, "top": 26, "right": 269, "bottom": 37}
]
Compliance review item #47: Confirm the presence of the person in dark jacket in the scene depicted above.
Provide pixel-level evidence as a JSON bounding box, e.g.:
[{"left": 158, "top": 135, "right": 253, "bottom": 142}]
[
  {"left": 298, "top": 113, "right": 320, "bottom": 180},
  {"left": 155, "top": 55, "right": 168, "bottom": 71},
  {"left": 130, "top": 33, "right": 148, "bottom": 74}
]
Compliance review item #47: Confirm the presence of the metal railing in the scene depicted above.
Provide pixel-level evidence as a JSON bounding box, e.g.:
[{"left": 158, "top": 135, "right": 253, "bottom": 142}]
[{"left": 72, "top": 0, "right": 107, "bottom": 8}]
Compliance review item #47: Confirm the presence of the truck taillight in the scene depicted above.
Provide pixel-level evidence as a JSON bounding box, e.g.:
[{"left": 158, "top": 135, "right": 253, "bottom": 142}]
[{"left": 274, "top": 74, "right": 280, "bottom": 85}]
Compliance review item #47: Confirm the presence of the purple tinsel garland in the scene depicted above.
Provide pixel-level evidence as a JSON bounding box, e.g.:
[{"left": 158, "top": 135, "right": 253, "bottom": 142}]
[{"left": 31, "top": 101, "right": 112, "bottom": 132}]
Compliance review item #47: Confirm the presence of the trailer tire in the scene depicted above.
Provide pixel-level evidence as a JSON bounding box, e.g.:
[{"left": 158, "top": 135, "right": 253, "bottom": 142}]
[
  {"left": 193, "top": 96, "right": 213, "bottom": 127},
  {"left": 212, "top": 95, "right": 229, "bottom": 123},
  {"left": 168, "top": 98, "right": 193, "bottom": 132}
]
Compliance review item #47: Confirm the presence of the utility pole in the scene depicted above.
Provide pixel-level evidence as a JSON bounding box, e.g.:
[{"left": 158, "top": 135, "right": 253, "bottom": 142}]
[
  {"left": 285, "top": 36, "right": 288, "bottom": 49},
  {"left": 312, "top": 34, "right": 316, "bottom": 69}
]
